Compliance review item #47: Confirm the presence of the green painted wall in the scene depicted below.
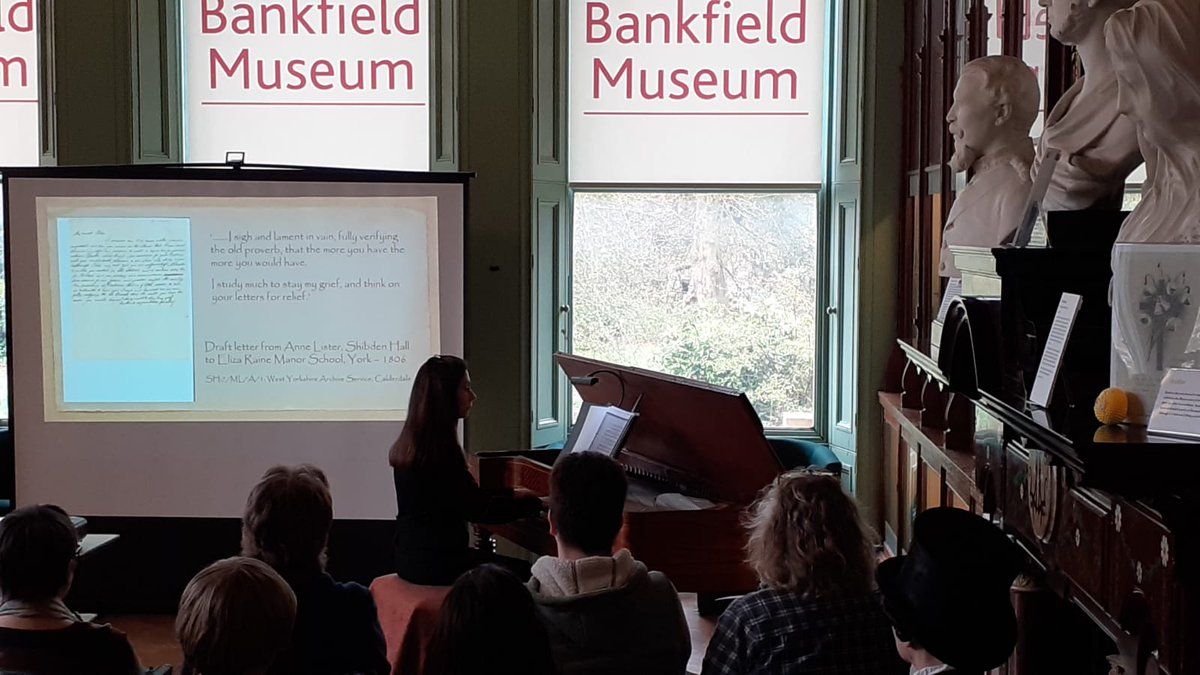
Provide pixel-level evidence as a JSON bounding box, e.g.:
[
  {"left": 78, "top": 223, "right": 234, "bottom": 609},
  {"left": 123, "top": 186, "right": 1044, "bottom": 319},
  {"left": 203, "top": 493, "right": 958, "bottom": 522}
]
[
  {"left": 458, "top": 0, "right": 534, "bottom": 452},
  {"left": 852, "top": 0, "right": 904, "bottom": 527},
  {"left": 44, "top": 0, "right": 179, "bottom": 166},
  {"left": 50, "top": 1, "right": 130, "bottom": 165}
]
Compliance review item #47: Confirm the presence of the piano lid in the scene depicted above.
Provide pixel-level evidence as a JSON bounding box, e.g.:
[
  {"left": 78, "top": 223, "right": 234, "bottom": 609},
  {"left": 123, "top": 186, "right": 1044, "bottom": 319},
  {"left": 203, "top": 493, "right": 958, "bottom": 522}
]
[{"left": 556, "top": 353, "right": 782, "bottom": 504}]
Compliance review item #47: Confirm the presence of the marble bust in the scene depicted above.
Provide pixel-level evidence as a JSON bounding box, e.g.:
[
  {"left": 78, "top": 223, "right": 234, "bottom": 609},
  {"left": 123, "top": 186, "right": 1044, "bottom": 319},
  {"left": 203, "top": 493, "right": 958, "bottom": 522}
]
[
  {"left": 940, "top": 56, "right": 1041, "bottom": 278},
  {"left": 1032, "top": 0, "right": 1143, "bottom": 211},
  {"left": 1109, "top": 0, "right": 1200, "bottom": 243}
]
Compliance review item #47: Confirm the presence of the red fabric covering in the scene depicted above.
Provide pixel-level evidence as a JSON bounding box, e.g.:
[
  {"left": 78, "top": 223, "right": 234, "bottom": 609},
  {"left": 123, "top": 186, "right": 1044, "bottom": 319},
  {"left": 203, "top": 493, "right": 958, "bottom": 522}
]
[{"left": 369, "top": 574, "right": 450, "bottom": 675}]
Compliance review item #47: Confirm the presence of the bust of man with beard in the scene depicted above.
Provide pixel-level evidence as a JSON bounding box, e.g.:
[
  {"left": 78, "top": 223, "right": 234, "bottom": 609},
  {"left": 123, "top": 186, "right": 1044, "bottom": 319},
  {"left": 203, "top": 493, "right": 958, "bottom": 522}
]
[
  {"left": 1032, "top": 0, "right": 1142, "bottom": 212},
  {"left": 939, "top": 56, "right": 1041, "bottom": 278}
]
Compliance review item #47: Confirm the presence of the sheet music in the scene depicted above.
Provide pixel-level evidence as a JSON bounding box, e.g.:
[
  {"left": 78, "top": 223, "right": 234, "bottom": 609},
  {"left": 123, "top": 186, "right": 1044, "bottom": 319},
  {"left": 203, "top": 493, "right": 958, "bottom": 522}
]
[
  {"left": 590, "top": 408, "right": 631, "bottom": 455},
  {"left": 566, "top": 404, "right": 637, "bottom": 457}
]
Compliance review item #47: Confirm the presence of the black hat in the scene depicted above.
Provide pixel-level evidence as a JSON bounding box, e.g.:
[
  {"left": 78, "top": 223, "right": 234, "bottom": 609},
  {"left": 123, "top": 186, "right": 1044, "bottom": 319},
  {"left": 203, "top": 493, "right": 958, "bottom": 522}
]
[{"left": 876, "top": 507, "right": 1023, "bottom": 672}]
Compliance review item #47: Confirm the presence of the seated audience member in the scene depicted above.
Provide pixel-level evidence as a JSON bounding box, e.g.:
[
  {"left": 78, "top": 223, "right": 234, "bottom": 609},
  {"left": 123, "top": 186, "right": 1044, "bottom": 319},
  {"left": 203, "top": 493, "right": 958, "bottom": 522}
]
[
  {"left": 424, "top": 564, "right": 555, "bottom": 675},
  {"left": 390, "top": 355, "right": 544, "bottom": 585},
  {"left": 241, "top": 464, "right": 389, "bottom": 675},
  {"left": 877, "top": 507, "right": 1022, "bottom": 675},
  {"left": 0, "top": 504, "right": 141, "bottom": 675},
  {"left": 177, "top": 557, "right": 298, "bottom": 675},
  {"left": 702, "top": 471, "right": 906, "bottom": 675},
  {"left": 528, "top": 451, "right": 690, "bottom": 675}
]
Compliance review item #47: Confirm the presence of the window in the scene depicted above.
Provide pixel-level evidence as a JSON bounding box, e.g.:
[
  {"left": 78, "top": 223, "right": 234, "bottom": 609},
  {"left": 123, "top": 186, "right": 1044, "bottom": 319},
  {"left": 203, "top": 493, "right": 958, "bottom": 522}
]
[
  {"left": 570, "top": 0, "right": 825, "bottom": 184},
  {"left": 1123, "top": 162, "right": 1146, "bottom": 209},
  {"left": 0, "top": 1, "right": 37, "bottom": 165},
  {"left": 986, "top": 0, "right": 1048, "bottom": 137},
  {"left": 0, "top": 0, "right": 41, "bottom": 421},
  {"left": 181, "top": 0, "right": 430, "bottom": 169},
  {"left": 568, "top": 0, "right": 827, "bottom": 431},
  {"left": 572, "top": 192, "right": 819, "bottom": 428}
]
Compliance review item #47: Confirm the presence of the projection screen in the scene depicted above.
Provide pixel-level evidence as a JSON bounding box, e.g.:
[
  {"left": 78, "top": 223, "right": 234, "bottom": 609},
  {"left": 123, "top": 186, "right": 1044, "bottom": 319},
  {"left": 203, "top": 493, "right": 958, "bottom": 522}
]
[{"left": 3, "top": 166, "right": 466, "bottom": 519}]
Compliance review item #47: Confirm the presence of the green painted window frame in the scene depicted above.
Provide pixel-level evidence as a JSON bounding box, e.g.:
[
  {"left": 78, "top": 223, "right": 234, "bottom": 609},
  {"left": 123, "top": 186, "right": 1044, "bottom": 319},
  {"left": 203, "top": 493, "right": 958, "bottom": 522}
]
[{"left": 560, "top": 0, "right": 842, "bottom": 444}]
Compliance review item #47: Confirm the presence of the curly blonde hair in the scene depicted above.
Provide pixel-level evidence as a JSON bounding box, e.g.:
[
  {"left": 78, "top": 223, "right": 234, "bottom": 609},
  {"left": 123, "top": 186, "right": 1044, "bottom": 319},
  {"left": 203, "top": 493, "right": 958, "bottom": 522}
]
[{"left": 744, "top": 470, "right": 876, "bottom": 597}]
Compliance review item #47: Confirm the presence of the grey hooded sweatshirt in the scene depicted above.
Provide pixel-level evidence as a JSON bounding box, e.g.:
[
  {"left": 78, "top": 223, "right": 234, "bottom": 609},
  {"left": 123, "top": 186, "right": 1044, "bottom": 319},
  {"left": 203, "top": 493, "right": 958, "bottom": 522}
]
[{"left": 527, "top": 549, "right": 691, "bottom": 675}]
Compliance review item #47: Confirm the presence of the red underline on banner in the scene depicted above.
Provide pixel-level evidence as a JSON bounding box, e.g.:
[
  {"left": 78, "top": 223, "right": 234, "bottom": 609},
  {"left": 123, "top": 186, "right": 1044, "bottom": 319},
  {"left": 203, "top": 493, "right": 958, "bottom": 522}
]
[
  {"left": 0, "top": 99, "right": 37, "bottom": 104},
  {"left": 200, "top": 101, "right": 427, "bottom": 107},
  {"left": 582, "top": 111, "right": 810, "bottom": 117}
]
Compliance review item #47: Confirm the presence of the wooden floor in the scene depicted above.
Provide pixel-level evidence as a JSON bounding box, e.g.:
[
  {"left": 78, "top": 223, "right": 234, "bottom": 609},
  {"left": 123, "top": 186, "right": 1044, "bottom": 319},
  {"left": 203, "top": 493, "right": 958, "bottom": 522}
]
[
  {"left": 107, "top": 615, "right": 183, "bottom": 670},
  {"left": 110, "top": 593, "right": 717, "bottom": 674},
  {"left": 682, "top": 594, "right": 717, "bottom": 673}
]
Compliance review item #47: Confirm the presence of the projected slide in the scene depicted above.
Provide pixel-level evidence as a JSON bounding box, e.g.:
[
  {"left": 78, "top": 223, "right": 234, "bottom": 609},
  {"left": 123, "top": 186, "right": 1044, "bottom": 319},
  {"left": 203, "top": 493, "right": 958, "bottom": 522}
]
[
  {"left": 43, "top": 197, "right": 439, "bottom": 421},
  {"left": 59, "top": 217, "right": 196, "bottom": 404}
]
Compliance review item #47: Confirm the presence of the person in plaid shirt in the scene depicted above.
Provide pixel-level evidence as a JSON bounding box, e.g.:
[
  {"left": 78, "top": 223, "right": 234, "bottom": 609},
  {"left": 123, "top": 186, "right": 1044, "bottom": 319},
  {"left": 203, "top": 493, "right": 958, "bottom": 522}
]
[{"left": 701, "top": 471, "right": 906, "bottom": 675}]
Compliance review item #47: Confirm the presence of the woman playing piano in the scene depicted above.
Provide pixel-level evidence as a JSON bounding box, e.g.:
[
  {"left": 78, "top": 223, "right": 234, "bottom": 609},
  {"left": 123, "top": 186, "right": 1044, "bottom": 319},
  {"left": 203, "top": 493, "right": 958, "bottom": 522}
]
[{"left": 389, "top": 355, "right": 544, "bottom": 586}]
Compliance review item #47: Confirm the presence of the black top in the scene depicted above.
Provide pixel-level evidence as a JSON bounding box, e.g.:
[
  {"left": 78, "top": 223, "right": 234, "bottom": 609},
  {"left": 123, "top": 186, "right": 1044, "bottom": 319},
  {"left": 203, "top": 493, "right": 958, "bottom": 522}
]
[
  {"left": 0, "top": 622, "right": 141, "bottom": 675},
  {"left": 393, "top": 457, "right": 541, "bottom": 575},
  {"left": 269, "top": 572, "right": 390, "bottom": 675}
]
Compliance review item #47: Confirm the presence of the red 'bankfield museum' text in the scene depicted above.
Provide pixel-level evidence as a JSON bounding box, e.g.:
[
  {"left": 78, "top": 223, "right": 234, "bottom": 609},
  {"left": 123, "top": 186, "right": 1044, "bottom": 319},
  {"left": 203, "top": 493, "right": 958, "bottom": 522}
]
[
  {"left": 586, "top": 0, "right": 811, "bottom": 102},
  {"left": 200, "top": 0, "right": 420, "bottom": 92}
]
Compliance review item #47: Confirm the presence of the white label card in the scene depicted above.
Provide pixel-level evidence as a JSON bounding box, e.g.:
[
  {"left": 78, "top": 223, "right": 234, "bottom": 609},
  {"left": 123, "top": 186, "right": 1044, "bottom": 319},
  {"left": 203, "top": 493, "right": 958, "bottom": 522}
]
[
  {"left": 936, "top": 278, "right": 963, "bottom": 323},
  {"left": 1030, "top": 292, "right": 1082, "bottom": 408},
  {"left": 1148, "top": 368, "right": 1200, "bottom": 439},
  {"left": 1031, "top": 408, "right": 1051, "bottom": 428}
]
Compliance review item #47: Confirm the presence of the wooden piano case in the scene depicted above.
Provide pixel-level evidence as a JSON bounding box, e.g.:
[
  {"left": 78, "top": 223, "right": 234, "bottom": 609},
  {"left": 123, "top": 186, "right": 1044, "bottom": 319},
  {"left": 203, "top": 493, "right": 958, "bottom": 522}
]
[
  {"left": 473, "top": 449, "right": 757, "bottom": 594},
  {"left": 471, "top": 354, "right": 786, "bottom": 596}
]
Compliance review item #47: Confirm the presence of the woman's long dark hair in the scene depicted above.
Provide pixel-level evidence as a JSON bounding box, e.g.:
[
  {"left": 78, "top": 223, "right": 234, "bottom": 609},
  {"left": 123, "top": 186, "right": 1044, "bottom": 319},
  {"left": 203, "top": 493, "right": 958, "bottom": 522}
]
[
  {"left": 424, "top": 565, "right": 557, "bottom": 675},
  {"left": 388, "top": 355, "right": 468, "bottom": 469}
]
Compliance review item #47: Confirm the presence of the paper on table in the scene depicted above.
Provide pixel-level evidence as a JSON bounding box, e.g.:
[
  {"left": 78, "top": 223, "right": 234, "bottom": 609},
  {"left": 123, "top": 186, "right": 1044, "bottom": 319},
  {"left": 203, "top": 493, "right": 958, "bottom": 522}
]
[
  {"left": 937, "top": 278, "right": 964, "bottom": 323},
  {"left": 1030, "top": 292, "right": 1083, "bottom": 408},
  {"left": 654, "top": 493, "right": 716, "bottom": 510},
  {"left": 1148, "top": 368, "right": 1200, "bottom": 439}
]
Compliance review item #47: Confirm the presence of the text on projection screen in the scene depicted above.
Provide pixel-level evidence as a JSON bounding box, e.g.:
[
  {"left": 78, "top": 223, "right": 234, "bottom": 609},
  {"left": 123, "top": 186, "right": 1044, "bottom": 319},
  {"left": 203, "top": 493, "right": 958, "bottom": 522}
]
[
  {"left": 42, "top": 197, "right": 439, "bottom": 422},
  {"left": 570, "top": 0, "right": 826, "bottom": 184},
  {"left": 0, "top": 0, "right": 39, "bottom": 166},
  {"left": 183, "top": 0, "right": 430, "bottom": 170}
]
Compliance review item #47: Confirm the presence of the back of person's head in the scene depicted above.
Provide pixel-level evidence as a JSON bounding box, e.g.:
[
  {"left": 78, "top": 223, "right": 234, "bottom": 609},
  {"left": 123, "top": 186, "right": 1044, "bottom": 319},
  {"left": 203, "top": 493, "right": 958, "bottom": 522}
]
[
  {"left": 241, "top": 464, "right": 332, "bottom": 580},
  {"left": 549, "top": 452, "right": 628, "bottom": 556},
  {"left": 0, "top": 504, "right": 78, "bottom": 603},
  {"left": 425, "top": 565, "right": 555, "bottom": 675},
  {"left": 388, "top": 355, "right": 468, "bottom": 469},
  {"left": 744, "top": 470, "right": 875, "bottom": 597},
  {"left": 176, "top": 557, "right": 297, "bottom": 675},
  {"left": 877, "top": 507, "right": 1022, "bottom": 671}
]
